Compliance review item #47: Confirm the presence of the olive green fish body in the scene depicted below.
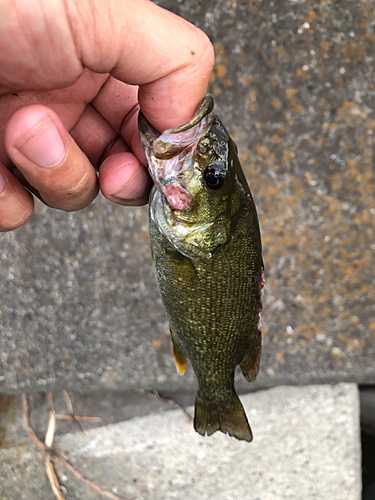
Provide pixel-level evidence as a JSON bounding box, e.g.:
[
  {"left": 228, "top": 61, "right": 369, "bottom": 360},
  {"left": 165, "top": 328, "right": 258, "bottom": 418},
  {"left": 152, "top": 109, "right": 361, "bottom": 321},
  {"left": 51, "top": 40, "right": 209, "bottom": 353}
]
[
  {"left": 139, "top": 96, "right": 264, "bottom": 442},
  {"left": 150, "top": 210, "right": 262, "bottom": 440}
]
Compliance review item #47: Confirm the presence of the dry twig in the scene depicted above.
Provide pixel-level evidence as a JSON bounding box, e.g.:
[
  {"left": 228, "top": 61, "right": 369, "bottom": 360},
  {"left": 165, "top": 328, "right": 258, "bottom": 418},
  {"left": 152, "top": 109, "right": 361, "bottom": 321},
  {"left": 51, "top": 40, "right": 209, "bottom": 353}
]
[
  {"left": 149, "top": 390, "right": 193, "bottom": 421},
  {"left": 22, "top": 393, "right": 130, "bottom": 500},
  {"left": 44, "top": 393, "right": 65, "bottom": 500},
  {"left": 53, "top": 391, "right": 101, "bottom": 433}
]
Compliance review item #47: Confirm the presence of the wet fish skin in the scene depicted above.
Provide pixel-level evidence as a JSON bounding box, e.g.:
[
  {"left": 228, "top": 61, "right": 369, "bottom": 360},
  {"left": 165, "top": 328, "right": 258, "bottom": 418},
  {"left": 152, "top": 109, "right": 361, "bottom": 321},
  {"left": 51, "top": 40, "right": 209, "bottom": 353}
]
[{"left": 139, "top": 96, "right": 264, "bottom": 442}]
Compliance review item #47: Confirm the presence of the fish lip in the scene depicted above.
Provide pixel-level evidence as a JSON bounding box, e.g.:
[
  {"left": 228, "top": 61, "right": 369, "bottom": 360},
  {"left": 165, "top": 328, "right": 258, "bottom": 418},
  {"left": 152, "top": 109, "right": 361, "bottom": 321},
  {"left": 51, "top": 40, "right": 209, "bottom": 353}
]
[
  {"left": 138, "top": 95, "right": 214, "bottom": 160},
  {"left": 138, "top": 95, "right": 213, "bottom": 138},
  {"left": 156, "top": 95, "right": 214, "bottom": 135},
  {"left": 138, "top": 113, "right": 160, "bottom": 148},
  {"left": 164, "top": 182, "right": 192, "bottom": 211}
]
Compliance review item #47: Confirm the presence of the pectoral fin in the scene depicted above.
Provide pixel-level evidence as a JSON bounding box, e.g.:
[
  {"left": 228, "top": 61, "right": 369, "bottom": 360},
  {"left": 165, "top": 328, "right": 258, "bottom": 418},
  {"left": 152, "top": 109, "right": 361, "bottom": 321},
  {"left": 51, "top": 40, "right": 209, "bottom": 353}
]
[
  {"left": 170, "top": 330, "right": 187, "bottom": 375},
  {"left": 240, "top": 329, "right": 262, "bottom": 382}
]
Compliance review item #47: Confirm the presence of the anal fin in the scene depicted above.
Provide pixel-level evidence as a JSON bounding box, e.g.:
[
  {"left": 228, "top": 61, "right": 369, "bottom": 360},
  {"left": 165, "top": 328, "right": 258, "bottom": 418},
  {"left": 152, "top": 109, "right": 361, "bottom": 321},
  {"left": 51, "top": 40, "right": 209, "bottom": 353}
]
[{"left": 170, "top": 329, "right": 187, "bottom": 375}]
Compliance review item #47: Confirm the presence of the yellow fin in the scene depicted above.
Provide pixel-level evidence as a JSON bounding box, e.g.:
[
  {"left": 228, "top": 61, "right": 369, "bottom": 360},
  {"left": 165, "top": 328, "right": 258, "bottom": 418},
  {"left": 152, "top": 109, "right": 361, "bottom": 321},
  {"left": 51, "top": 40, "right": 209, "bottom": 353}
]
[{"left": 170, "top": 330, "right": 186, "bottom": 375}]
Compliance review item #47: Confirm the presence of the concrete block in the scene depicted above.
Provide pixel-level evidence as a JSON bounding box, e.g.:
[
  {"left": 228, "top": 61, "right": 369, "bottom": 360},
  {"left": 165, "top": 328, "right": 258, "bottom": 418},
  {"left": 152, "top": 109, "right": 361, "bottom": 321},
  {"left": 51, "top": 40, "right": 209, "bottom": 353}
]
[{"left": 0, "top": 384, "right": 361, "bottom": 499}]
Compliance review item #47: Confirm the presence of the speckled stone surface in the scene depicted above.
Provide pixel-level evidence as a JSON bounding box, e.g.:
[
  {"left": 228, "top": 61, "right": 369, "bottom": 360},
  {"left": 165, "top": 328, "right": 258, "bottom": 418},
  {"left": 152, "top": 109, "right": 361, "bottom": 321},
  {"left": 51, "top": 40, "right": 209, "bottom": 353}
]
[
  {"left": 0, "top": 384, "right": 362, "bottom": 500},
  {"left": 0, "top": 0, "right": 374, "bottom": 393}
]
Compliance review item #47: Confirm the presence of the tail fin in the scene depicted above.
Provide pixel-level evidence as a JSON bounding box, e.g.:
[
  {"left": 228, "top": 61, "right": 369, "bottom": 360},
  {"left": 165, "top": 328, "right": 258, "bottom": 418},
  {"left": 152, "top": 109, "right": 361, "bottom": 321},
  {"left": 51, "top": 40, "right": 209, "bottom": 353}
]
[{"left": 194, "top": 392, "right": 253, "bottom": 442}]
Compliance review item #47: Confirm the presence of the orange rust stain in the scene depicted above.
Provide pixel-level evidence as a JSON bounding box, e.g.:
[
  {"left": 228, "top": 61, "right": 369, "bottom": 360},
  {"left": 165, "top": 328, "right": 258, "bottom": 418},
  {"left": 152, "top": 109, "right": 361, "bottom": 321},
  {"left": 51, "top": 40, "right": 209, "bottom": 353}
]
[
  {"left": 337, "top": 101, "right": 356, "bottom": 117},
  {"left": 322, "top": 122, "right": 339, "bottom": 132},
  {"left": 267, "top": 186, "right": 278, "bottom": 196},
  {"left": 271, "top": 97, "right": 282, "bottom": 109},
  {"left": 303, "top": 10, "right": 317, "bottom": 30},
  {"left": 241, "top": 74, "right": 255, "bottom": 86},
  {"left": 261, "top": 325, "right": 269, "bottom": 338},
  {"left": 363, "top": 4, "right": 372, "bottom": 14},
  {"left": 240, "top": 150, "right": 248, "bottom": 163},
  {"left": 272, "top": 45, "right": 286, "bottom": 57},
  {"left": 285, "top": 88, "right": 303, "bottom": 113},
  {"left": 332, "top": 349, "right": 342, "bottom": 363},
  {"left": 320, "top": 41, "right": 330, "bottom": 56},
  {"left": 347, "top": 158, "right": 358, "bottom": 175},
  {"left": 275, "top": 352, "right": 284, "bottom": 362},
  {"left": 364, "top": 148, "right": 373, "bottom": 164},
  {"left": 214, "top": 43, "right": 226, "bottom": 55},
  {"left": 365, "top": 32, "right": 375, "bottom": 44},
  {"left": 339, "top": 336, "right": 365, "bottom": 349},
  {"left": 345, "top": 267, "right": 354, "bottom": 277},
  {"left": 282, "top": 149, "right": 295, "bottom": 165},
  {"left": 343, "top": 43, "right": 366, "bottom": 62},
  {"left": 318, "top": 97, "right": 327, "bottom": 108},
  {"left": 296, "top": 68, "right": 309, "bottom": 81},
  {"left": 151, "top": 338, "right": 166, "bottom": 349},
  {"left": 216, "top": 63, "right": 227, "bottom": 77},
  {"left": 255, "top": 144, "right": 270, "bottom": 157},
  {"left": 349, "top": 316, "right": 360, "bottom": 325},
  {"left": 293, "top": 324, "right": 316, "bottom": 342},
  {"left": 268, "top": 74, "right": 279, "bottom": 88},
  {"left": 139, "top": 230, "right": 149, "bottom": 240},
  {"left": 291, "top": 104, "right": 303, "bottom": 114},
  {"left": 286, "top": 88, "right": 298, "bottom": 100},
  {"left": 306, "top": 10, "right": 317, "bottom": 20}
]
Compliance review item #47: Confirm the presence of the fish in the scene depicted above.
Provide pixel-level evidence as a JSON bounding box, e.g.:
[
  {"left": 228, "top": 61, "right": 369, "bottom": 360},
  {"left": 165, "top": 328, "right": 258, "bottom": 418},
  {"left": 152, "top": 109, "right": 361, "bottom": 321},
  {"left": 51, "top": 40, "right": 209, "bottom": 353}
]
[{"left": 138, "top": 95, "right": 264, "bottom": 442}]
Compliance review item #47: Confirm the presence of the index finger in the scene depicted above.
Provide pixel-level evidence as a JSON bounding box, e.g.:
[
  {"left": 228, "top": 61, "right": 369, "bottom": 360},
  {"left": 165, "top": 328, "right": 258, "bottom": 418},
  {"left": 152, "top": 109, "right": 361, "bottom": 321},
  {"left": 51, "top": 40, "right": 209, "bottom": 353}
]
[{"left": 68, "top": 0, "right": 215, "bottom": 131}]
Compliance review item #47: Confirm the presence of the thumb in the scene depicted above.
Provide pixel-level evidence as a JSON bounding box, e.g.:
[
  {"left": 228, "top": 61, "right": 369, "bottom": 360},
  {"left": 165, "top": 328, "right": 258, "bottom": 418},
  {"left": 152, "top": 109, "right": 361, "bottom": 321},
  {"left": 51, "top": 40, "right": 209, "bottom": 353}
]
[{"left": 74, "top": 0, "right": 215, "bottom": 131}]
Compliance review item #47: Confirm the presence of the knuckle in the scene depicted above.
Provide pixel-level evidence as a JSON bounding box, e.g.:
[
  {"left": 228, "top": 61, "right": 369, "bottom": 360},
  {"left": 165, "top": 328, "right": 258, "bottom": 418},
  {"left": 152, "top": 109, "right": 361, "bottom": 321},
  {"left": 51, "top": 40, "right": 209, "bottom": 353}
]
[
  {"left": 0, "top": 204, "right": 34, "bottom": 232},
  {"left": 42, "top": 170, "right": 99, "bottom": 211}
]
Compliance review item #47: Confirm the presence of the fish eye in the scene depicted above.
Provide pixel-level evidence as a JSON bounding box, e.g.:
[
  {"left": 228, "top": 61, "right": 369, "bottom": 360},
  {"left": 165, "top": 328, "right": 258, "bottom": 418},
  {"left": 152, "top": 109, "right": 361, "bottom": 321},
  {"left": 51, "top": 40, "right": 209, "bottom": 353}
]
[{"left": 204, "top": 164, "right": 225, "bottom": 190}]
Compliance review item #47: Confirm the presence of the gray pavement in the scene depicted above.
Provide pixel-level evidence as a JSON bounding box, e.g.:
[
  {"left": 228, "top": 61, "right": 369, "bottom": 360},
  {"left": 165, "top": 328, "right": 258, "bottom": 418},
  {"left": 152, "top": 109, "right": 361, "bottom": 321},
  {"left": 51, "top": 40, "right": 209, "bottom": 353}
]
[
  {"left": 0, "top": 384, "right": 361, "bottom": 500},
  {"left": 1, "top": 0, "right": 374, "bottom": 396}
]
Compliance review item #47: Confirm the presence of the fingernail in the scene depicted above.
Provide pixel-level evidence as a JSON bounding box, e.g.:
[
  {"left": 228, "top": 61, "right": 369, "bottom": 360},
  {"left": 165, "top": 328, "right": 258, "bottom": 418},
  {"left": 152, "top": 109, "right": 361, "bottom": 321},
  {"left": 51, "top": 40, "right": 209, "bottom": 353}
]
[
  {"left": 0, "top": 171, "right": 5, "bottom": 194},
  {"left": 15, "top": 115, "right": 65, "bottom": 168}
]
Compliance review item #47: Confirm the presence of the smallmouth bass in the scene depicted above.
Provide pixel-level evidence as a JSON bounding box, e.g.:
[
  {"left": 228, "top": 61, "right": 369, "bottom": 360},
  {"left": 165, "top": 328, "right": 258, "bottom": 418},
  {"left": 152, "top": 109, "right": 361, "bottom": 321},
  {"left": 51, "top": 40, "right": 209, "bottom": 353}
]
[{"left": 139, "top": 95, "right": 264, "bottom": 442}]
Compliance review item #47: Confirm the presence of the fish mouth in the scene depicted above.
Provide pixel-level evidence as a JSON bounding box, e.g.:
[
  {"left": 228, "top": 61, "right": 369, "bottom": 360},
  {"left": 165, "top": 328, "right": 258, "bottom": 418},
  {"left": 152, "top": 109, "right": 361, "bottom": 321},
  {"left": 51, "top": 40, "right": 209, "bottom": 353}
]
[
  {"left": 138, "top": 95, "right": 214, "bottom": 160},
  {"left": 164, "top": 182, "right": 192, "bottom": 211},
  {"left": 139, "top": 95, "right": 214, "bottom": 201},
  {"left": 139, "top": 95, "right": 214, "bottom": 211}
]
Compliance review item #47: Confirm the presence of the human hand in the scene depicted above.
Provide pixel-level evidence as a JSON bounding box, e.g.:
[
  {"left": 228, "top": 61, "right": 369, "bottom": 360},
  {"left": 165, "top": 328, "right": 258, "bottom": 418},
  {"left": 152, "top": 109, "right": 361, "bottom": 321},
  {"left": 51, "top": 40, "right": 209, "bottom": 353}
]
[{"left": 0, "top": 0, "right": 214, "bottom": 231}]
